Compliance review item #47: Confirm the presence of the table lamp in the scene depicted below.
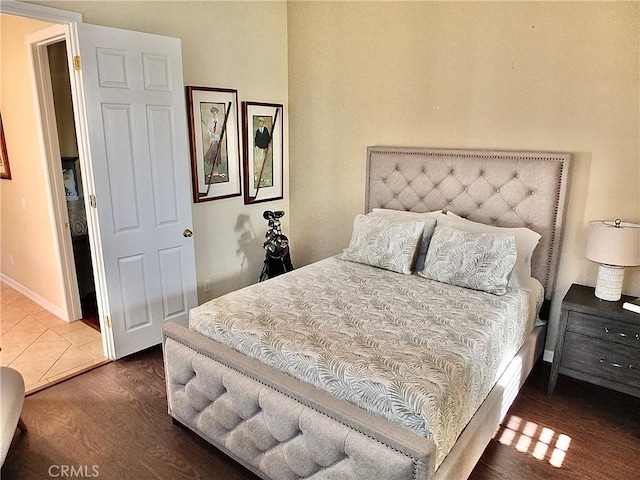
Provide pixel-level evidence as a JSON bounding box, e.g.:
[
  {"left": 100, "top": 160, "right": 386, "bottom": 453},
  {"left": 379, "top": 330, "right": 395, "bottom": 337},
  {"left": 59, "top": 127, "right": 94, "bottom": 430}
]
[{"left": 585, "top": 219, "right": 640, "bottom": 301}]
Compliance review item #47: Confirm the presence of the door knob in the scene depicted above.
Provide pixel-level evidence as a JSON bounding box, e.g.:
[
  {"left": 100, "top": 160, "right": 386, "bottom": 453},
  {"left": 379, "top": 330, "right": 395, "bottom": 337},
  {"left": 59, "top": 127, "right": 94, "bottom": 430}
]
[{"left": 183, "top": 229, "right": 193, "bottom": 237}]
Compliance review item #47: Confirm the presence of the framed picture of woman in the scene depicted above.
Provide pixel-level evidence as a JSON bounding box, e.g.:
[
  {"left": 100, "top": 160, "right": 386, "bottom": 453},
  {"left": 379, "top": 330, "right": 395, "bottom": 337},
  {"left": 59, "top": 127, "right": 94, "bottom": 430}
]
[{"left": 186, "top": 86, "right": 240, "bottom": 202}]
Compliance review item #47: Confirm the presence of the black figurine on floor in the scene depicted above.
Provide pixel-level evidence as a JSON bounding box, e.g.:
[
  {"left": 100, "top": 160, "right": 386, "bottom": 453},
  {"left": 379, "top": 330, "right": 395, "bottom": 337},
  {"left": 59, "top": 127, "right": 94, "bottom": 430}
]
[{"left": 260, "top": 210, "right": 294, "bottom": 281}]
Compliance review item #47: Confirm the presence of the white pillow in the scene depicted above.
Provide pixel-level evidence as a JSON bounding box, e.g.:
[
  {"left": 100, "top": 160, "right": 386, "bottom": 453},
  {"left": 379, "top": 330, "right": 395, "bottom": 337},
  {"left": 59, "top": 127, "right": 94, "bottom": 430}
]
[
  {"left": 530, "top": 277, "right": 545, "bottom": 327},
  {"left": 418, "top": 225, "right": 517, "bottom": 295},
  {"left": 438, "top": 212, "right": 540, "bottom": 289},
  {"left": 339, "top": 214, "right": 425, "bottom": 275},
  {"left": 368, "top": 209, "right": 440, "bottom": 271}
]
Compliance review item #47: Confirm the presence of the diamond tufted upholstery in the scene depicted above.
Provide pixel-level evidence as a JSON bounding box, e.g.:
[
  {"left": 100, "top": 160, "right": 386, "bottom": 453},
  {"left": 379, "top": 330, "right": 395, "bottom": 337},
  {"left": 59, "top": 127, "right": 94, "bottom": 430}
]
[
  {"left": 164, "top": 324, "right": 435, "bottom": 480},
  {"left": 366, "top": 147, "right": 570, "bottom": 298}
]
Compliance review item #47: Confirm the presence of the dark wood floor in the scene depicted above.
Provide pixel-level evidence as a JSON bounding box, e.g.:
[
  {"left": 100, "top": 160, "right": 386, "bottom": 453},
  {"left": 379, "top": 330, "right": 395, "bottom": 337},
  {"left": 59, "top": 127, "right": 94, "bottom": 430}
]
[{"left": 2, "top": 347, "right": 638, "bottom": 480}]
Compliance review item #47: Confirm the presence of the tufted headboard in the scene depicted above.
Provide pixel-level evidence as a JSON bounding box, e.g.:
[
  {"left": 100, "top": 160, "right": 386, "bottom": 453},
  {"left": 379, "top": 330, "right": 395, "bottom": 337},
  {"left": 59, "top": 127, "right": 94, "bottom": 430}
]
[{"left": 365, "top": 146, "right": 571, "bottom": 300}]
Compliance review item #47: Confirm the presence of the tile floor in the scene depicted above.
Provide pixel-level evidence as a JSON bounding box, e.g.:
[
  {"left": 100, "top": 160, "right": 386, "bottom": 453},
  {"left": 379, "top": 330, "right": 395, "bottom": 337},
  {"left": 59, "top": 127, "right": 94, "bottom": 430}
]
[{"left": 1, "top": 282, "right": 109, "bottom": 394}]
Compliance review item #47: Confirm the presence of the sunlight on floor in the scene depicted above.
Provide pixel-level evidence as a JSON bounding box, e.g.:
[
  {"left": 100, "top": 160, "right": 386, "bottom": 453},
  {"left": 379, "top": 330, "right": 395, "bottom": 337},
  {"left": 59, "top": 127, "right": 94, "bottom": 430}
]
[{"left": 495, "top": 415, "right": 571, "bottom": 468}]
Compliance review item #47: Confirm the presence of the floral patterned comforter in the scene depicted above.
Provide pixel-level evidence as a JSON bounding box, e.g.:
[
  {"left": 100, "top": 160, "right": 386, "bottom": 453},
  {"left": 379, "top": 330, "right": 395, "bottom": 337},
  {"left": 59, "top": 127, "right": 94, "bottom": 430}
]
[{"left": 190, "top": 256, "right": 533, "bottom": 466}]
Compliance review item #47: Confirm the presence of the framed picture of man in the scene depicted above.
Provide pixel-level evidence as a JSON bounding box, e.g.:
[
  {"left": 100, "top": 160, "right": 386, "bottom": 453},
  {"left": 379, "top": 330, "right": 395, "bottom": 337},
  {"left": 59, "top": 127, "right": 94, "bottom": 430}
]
[
  {"left": 242, "top": 102, "right": 283, "bottom": 204},
  {"left": 186, "top": 86, "right": 240, "bottom": 202},
  {"left": 1, "top": 112, "right": 11, "bottom": 180}
]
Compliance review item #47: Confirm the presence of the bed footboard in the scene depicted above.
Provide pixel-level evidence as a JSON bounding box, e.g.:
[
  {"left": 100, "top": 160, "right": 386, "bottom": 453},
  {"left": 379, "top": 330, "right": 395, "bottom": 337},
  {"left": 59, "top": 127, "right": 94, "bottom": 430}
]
[{"left": 162, "top": 322, "right": 436, "bottom": 480}]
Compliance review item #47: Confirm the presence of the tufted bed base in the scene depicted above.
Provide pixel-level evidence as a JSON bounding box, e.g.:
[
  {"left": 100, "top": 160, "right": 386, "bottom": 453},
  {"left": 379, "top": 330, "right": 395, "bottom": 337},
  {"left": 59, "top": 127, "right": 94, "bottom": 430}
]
[
  {"left": 162, "top": 146, "right": 570, "bottom": 479},
  {"left": 163, "top": 321, "right": 544, "bottom": 480},
  {"left": 163, "top": 322, "right": 435, "bottom": 479}
]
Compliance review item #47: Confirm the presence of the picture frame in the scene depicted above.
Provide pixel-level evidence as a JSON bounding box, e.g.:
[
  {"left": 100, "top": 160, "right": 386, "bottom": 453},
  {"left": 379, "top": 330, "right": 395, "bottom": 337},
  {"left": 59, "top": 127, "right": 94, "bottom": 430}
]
[
  {"left": 242, "top": 102, "right": 284, "bottom": 204},
  {"left": 186, "top": 86, "right": 241, "bottom": 202},
  {"left": 1, "top": 112, "right": 11, "bottom": 180}
]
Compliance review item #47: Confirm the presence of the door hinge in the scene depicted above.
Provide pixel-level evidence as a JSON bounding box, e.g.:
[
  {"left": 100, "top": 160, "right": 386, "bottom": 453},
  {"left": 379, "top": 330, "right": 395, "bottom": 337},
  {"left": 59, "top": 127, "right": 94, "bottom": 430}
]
[
  {"left": 73, "top": 55, "right": 81, "bottom": 71},
  {"left": 89, "top": 194, "right": 97, "bottom": 208},
  {"left": 105, "top": 316, "right": 112, "bottom": 328}
]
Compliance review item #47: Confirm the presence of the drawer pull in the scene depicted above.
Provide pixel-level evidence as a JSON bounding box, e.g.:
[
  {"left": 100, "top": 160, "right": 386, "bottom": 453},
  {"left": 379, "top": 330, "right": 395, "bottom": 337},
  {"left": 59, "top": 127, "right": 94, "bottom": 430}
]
[
  {"left": 603, "top": 327, "right": 630, "bottom": 338},
  {"left": 598, "top": 358, "right": 635, "bottom": 369},
  {"left": 599, "top": 357, "right": 622, "bottom": 368}
]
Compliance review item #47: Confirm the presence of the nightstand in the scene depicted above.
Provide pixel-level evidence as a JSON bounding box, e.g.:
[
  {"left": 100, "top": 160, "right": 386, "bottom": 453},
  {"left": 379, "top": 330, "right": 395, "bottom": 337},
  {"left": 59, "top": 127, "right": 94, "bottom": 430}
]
[{"left": 548, "top": 284, "right": 640, "bottom": 397}]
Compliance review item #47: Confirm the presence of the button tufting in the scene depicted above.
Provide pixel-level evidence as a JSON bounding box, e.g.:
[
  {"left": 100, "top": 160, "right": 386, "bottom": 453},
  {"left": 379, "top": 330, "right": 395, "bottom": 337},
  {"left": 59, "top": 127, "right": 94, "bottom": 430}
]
[{"left": 530, "top": 190, "right": 535, "bottom": 195}]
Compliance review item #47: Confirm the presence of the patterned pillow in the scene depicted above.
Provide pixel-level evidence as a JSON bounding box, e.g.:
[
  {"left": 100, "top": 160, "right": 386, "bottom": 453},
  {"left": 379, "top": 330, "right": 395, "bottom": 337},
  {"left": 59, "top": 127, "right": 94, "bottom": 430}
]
[
  {"left": 339, "top": 214, "right": 425, "bottom": 275},
  {"left": 418, "top": 225, "right": 517, "bottom": 295},
  {"left": 439, "top": 213, "right": 540, "bottom": 289},
  {"left": 368, "top": 209, "right": 440, "bottom": 271}
]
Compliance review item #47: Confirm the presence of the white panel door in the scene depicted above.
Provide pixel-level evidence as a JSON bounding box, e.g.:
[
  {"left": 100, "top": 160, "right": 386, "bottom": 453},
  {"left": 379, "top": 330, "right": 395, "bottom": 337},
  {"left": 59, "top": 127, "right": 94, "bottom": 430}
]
[{"left": 76, "top": 23, "right": 197, "bottom": 358}]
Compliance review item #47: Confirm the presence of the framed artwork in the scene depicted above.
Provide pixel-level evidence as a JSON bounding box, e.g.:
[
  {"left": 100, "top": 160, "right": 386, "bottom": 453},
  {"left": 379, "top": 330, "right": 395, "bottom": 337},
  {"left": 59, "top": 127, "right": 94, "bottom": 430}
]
[
  {"left": 186, "top": 86, "right": 241, "bottom": 202},
  {"left": 0, "top": 112, "right": 11, "bottom": 180},
  {"left": 242, "top": 102, "right": 284, "bottom": 204}
]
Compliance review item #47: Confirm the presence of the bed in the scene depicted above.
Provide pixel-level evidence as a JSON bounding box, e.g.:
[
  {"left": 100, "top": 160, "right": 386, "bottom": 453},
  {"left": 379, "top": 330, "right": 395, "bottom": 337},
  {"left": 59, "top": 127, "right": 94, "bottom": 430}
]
[
  {"left": 63, "top": 157, "right": 94, "bottom": 301},
  {"left": 162, "top": 146, "right": 570, "bottom": 480}
]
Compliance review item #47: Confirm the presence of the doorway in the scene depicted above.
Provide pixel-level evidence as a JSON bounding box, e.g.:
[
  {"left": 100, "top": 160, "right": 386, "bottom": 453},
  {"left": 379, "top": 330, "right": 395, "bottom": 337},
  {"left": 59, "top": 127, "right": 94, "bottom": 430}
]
[
  {"left": 4, "top": 1, "right": 198, "bottom": 360},
  {"left": 46, "top": 40, "right": 99, "bottom": 332}
]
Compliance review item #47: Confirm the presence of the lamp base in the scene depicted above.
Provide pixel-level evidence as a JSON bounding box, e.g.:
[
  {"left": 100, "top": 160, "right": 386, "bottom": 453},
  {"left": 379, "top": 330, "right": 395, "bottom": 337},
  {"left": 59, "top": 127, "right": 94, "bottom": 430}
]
[{"left": 594, "top": 264, "right": 625, "bottom": 301}]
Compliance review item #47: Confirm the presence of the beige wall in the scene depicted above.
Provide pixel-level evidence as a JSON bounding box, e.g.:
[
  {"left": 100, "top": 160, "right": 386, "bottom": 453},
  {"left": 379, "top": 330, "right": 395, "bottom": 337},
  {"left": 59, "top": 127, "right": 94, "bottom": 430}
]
[
  {"left": 48, "top": 41, "right": 77, "bottom": 158},
  {"left": 287, "top": 1, "right": 640, "bottom": 353},
  {"left": 4, "top": 1, "right": 289, "bottom": 313},
  {"left": 5, "top": 1, "right": 638, "bottom": 356},
  {"left": 0, "top": 15, "right": 66, "bottom": 311}
]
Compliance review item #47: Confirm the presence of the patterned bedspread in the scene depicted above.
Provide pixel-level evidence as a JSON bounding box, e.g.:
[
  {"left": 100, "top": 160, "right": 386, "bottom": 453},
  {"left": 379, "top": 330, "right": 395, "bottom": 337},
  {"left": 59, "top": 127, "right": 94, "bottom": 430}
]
[
  {"left": 67, "top": 200, "right": 88, "bottom": 237},
  {"left": 190, "top": 257, "right": 533, "bottom": 466}
]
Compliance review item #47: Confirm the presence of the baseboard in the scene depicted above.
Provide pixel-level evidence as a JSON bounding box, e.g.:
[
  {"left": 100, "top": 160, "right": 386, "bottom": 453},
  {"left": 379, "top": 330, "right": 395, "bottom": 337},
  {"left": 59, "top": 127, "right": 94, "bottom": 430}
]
[{"left": 0, "top": 274, "right": 68, "bottom": 321}]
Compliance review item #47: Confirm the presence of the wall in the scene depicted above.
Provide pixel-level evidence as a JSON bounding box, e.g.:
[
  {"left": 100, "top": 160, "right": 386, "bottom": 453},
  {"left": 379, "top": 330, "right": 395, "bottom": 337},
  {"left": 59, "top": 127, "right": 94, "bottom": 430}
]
[
  {"left": 6, "top": 1, "right": 638, "bottom": 357},
  {"left": 287, "top": 1, "right": 640, "bottom": 354},
  {"left": 4, "top": 1, "right": 289, "bottom": 314},
  {"left": 0, "top": 14, "right": 67, "bottom": 312},
  {"left": 48, "top": 41, "right": 77, "bottom": 158}
]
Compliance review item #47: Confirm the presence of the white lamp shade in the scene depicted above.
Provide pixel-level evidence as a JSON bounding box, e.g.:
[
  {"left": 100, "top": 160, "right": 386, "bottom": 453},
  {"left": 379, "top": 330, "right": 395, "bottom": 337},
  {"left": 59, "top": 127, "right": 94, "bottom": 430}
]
[{"left": 585, "top": 220, "right": 640, "bottom": 267}]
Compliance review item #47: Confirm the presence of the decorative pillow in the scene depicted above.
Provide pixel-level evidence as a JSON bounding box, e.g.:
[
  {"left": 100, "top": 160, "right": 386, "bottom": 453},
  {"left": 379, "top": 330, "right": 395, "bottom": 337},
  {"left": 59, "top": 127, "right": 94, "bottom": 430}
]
[
  {"left": 339, "top": 214, "right": 425, "bottom": 275},
  {"left": 63, "top": 168, "right": 79, "bottom": 201},
  {"left": 437, "top": 212, "right": 541, "bottom": 289},
  {"left": 368, "top": 209, "right": 440, "bottom": 271},
  {"left": 419, "top": 225, "right": 517, "bottom": 295}
]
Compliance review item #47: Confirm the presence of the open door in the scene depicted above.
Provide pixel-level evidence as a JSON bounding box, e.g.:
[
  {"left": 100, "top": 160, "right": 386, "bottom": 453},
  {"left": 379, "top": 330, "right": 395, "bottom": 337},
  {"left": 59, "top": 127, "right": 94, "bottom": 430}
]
[{"left": 70, "top": 23, "right": 197, "bottom": 358}]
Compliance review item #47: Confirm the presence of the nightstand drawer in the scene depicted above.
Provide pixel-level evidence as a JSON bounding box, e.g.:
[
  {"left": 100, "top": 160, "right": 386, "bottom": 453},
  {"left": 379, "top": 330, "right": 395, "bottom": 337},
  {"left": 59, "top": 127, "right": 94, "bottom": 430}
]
[
  {"left": 567, "top": 311, "right": 640, "bottom": 348},
  {"left": 562, "top": 332, "right": 640, "bottom": 389}
]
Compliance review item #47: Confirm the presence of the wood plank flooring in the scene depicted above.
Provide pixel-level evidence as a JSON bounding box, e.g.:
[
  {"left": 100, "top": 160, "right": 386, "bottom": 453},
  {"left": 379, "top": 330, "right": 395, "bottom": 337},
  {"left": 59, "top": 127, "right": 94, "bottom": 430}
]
[{"left": 2, "top": 347, "right": 638, "bottom": 480}]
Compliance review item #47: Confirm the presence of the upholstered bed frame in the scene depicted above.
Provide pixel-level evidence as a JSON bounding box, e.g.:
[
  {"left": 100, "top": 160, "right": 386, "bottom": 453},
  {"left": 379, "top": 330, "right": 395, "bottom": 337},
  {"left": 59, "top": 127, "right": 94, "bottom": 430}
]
[{"left": 162, "top": 146, "right": 571, "bottom": 480}]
